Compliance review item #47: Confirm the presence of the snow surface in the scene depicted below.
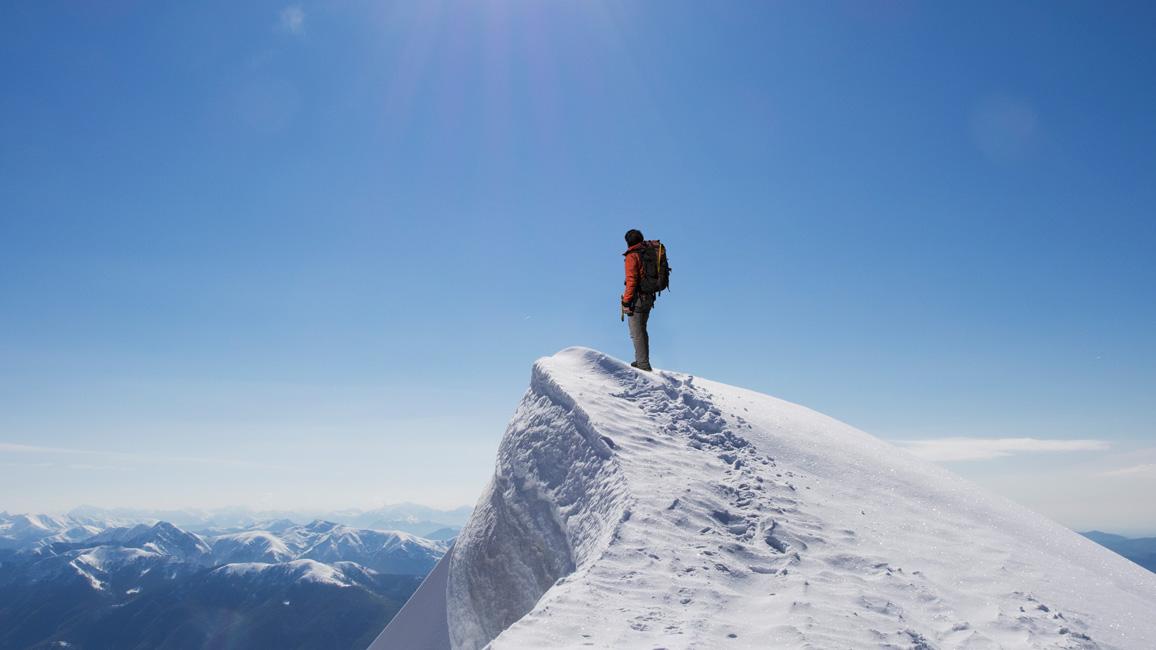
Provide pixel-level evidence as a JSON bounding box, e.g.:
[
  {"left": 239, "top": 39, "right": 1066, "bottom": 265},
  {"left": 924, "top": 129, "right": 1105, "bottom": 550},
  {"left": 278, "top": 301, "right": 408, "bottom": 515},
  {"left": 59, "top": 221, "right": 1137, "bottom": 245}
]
[{"left": 376, "top": 347, "right": 1156, "bottom": 650}]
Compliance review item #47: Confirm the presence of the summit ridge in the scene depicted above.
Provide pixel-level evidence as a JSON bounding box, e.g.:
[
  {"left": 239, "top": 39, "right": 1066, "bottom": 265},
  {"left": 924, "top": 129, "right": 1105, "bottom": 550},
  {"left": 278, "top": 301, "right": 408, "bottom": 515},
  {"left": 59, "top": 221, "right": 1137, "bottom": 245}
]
[{"left": 375, "top": 347, "right": 1156, "bottom": 650}]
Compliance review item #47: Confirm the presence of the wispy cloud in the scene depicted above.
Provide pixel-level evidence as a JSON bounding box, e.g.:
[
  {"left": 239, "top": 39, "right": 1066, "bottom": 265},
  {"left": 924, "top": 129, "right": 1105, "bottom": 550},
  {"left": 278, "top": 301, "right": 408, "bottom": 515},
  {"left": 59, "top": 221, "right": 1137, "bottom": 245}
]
[
  {"left": 0, "top": 442, "right": 290, "bottom": 471},
  {"left": 1097, "top": 463, "right": 1156, "bottom": 479},
  {"left": 279, "top": 5, "right": 305, "bottom": 36},
  {"left": 68, "top": 464, "right": 134, "bottom": 472},
  {"left": 0, "top": 461, "right": 54, "bottom": 469},
  {"left": 895, "top": 437, "right": 1110, "bottom": 462},
  {"left": 0, "top": 442, "right": 106, "bottom": 455}
]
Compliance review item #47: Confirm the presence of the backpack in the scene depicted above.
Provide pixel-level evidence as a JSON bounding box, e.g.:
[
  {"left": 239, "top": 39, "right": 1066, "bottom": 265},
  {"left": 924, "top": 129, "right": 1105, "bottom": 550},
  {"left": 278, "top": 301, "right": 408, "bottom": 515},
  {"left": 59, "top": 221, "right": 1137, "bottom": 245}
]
[{"left": 636, "top": 240, "right": 671, "bottom": 295}]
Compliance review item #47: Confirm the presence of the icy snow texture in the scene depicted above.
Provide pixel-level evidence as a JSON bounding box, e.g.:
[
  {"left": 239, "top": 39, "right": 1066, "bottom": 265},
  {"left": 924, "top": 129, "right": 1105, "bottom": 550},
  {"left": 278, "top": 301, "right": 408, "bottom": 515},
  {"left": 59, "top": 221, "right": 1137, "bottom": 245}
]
[
  {"left": 435, "top": 347, "right": 1156, "bottom": 650},
  {"left": 446, "top": 351, "right": 629, "bottom": 649}
]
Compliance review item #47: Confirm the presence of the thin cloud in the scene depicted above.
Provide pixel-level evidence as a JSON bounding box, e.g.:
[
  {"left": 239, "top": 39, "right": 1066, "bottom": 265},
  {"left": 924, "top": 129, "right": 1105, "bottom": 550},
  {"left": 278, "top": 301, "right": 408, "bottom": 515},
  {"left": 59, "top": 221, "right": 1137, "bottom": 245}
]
[
  {"left": 0, "top": 442, "right": 290, "bottom": 471},
  {"left": 1097, "top": 463, "right": 1156, "bottom": 479},
  {"left": 0, "top": 461, "right": 54, "bottom": 468},
  {"left": 68, "top": 464, "right": 134, "bottom": 472},
  {"left": 279, "top": 5, "right": 305, "bottom": 36},
  {"left": 0, "top": 442, "right": 104, "bottom": 455},
  {"left": 895, "top": 437, "right": 1109, "bottom": 462}
]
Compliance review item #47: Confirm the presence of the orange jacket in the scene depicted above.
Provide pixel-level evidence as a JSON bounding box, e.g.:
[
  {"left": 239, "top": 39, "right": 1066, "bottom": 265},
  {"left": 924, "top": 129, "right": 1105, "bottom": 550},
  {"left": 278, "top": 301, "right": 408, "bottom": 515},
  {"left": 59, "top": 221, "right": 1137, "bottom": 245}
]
[{"left": 622, "top": 242, "right": 645, "bottom": 307}]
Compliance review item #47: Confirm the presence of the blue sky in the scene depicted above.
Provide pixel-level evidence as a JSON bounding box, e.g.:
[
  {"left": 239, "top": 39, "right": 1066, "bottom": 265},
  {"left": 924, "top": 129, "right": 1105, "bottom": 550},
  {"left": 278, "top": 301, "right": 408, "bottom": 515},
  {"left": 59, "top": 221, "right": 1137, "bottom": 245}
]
[{"left": 2, "top": 1, "right": 1154, "bottom": 534}]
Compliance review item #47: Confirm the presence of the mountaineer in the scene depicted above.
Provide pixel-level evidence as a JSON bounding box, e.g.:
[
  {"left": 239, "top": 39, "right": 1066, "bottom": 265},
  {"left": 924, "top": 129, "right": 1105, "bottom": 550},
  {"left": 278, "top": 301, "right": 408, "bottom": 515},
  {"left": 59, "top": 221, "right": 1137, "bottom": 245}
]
[{"left": 621, "top": 229, "right": 670, "bottom": 372}]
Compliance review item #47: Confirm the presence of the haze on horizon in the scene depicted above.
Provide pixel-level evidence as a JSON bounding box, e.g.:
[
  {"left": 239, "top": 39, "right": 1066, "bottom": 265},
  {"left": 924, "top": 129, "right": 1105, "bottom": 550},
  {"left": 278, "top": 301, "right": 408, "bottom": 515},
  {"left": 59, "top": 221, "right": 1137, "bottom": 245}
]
[{"left": 1, "top": 2, "right": 1153, "bottom": 536}]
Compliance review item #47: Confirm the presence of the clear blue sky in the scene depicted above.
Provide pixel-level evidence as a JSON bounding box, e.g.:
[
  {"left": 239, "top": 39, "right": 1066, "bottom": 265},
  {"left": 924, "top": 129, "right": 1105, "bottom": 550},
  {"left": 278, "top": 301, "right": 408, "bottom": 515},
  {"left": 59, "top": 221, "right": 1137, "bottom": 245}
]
[{"left": 2, "top": 1, "right": 1153, "bottom": 534}]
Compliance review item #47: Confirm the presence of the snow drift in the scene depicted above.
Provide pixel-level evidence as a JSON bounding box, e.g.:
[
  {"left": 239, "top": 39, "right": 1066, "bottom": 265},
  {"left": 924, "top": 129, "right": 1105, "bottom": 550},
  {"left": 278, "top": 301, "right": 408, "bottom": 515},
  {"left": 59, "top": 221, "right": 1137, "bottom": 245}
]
[{"left": 371, "top": 347, "right": 1156, "bottom": 650}]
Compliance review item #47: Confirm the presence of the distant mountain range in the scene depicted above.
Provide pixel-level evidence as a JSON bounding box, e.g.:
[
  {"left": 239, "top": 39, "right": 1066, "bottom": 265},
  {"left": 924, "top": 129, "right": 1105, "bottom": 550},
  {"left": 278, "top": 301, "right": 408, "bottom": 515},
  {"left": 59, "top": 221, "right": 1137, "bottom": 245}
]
[
  {"left": 0, "top": 502, "right": 470, "bottom": 549},
  {"left": 1080, "top": 531, "right": 1156, "bottom": 573},
  {"left": 0, "top": 513, "right": 452, "bottom": 650}
]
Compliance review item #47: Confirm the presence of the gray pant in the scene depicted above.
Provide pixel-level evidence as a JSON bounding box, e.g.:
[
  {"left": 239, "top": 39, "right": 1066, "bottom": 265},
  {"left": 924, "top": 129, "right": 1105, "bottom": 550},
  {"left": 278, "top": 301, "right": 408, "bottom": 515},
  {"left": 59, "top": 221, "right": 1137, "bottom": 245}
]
[{"left": 627, "top": 293, "right": 655, "bottom": 368}]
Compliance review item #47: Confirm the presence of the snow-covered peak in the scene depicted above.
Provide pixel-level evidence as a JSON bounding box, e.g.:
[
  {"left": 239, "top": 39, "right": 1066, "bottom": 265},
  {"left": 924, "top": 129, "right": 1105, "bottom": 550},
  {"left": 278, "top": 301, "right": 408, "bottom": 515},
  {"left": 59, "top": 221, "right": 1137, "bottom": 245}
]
[
  {"left": 0, "top": 512, "right": 102, "bottom": 549},
  {"left": 209, "top": 530, "right": 295, "bottom": 565},
  {"left": 298, "top": 522, "right": 446, "bottom": 573},
  {"left": 213, "top": 558, "right": 354, "bottom": 587},
  {"left": 114, "top": 521, "right": 213, "bottom": 561},
  {"left": 436, "top": 347, "right": 1156, "bottom": 650},
  {"left": 204, "top": 520, "right": 448, "bottom": 576},
  {"left": 0, "top": 512, "right": 67, "bottom": 536}
]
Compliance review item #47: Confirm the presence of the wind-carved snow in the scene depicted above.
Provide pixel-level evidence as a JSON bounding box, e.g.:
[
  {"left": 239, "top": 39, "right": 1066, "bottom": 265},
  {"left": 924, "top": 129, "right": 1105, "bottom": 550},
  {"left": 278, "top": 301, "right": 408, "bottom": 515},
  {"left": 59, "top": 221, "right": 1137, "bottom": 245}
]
[
  {"left": 447, "top": 353, "right": 630, "bottom": 648},
  {"left": 441, "top": 347, "right": 1156, "bottom": 650}
]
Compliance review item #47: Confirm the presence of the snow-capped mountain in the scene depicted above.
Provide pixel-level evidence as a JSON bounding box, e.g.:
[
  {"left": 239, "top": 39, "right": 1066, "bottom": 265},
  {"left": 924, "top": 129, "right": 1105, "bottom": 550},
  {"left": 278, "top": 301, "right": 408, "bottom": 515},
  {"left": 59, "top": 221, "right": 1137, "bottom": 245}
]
[
  {"left": 93, "top": 520, "right": 215, "bottom": 562},
  {"left": 0, "top": 505, "right": 469, "bottom": 560},
  {"left": 212, "top": 520, "right": 446, "bottom": 574},
  {"left": 210, "top": 528, "right": 297, "bottom": 564},
  {"left": 213, "top": 558, "right": 365, "bottom": 587},
  {"left": 0, "top": 519, "right": 447, "bottom": 650},
  {"left": 333, "top": 503, "right": 474, "bottom": 533},
  {"left": 371, "top": 347, "right": 1156, "bottom": 650},
  {"left": 0, "top": 512, "right": 103, "bottom": 549},
  {"left": 2, "top": 520, "right": 445, "bottom": 595},
  {"left": 49, "top": 503, "right": 472, "bottom": 538}
]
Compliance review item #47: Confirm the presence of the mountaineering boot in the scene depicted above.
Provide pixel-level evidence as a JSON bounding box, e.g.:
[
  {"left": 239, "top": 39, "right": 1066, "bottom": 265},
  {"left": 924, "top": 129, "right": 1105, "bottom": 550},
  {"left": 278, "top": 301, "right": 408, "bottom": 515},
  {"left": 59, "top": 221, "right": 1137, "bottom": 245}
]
[{"left": 631, "top": 361, "right": 653, "bottom": 372}]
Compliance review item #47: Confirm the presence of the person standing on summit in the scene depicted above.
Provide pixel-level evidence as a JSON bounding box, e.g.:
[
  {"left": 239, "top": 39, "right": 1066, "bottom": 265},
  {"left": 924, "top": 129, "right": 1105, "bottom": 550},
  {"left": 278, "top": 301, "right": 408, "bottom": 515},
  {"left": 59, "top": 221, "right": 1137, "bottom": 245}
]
[{"left": 621, "top": 229, "right": 670, "bottom": 372}]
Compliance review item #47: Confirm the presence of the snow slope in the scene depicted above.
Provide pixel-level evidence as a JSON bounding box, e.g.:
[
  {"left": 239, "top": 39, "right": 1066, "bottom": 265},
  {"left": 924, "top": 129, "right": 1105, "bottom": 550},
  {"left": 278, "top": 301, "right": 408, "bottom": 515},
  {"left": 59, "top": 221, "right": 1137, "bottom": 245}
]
[{"left": 380, "top": 347, "right": 1156, "bottom": 650}]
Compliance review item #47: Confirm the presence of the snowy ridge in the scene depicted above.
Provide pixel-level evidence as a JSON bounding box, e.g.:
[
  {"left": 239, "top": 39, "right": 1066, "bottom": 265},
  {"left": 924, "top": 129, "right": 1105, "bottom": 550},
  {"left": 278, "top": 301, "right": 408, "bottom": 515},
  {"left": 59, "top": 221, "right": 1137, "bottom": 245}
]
[
  {"left": 444, "top": 347, "right": 1156, "bottom": 650},
  {"left": 0, "top": 504, "right": 469, "bottom": 547},
  {"left": 447, "top": 353, "right": 630, "bottom": 647},
  {"left": 1, "top": 518, "right": 444, "bottom": 650},
  {"left": 272, "top": 521, "right": 446, "bottom": 574},
  {"left": 210, "top": 530, "right": 295, "bottom": 564},
  {"left": 66, "top": 503, "right": 470, "bottom": 537},
  {"left": 3, "top": 520, "right": 445, "bottom": 595},
  {"left": 0, "top": 513, "right": 103, "bottom": 549},
  {"left": 213, "top": 559, "right": 353, "bottom": 587}
]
